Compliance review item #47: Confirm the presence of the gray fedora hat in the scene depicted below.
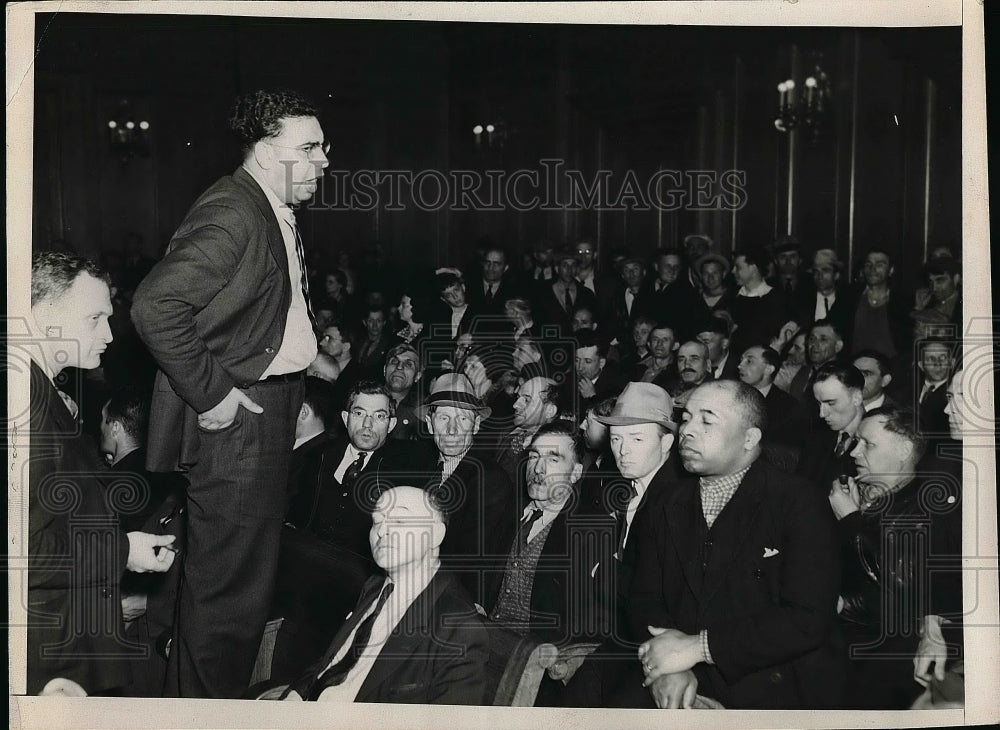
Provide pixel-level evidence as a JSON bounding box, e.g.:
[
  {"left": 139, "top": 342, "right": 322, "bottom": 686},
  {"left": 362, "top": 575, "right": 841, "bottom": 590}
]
[
  {"left": 594, "top": 382, "right": 676, "bottom": 432},
  {"left": 414, "top": 373, "right": 492, "bottom": 420}
]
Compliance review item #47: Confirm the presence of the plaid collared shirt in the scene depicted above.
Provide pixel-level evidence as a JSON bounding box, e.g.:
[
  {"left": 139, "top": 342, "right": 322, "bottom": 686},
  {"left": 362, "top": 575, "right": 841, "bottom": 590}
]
[
  {"left": 696, "top": 465, "right": 751, "bottom": 665},
  {"left": 699, "top": 466, "right": 751, "bottom": 529}
]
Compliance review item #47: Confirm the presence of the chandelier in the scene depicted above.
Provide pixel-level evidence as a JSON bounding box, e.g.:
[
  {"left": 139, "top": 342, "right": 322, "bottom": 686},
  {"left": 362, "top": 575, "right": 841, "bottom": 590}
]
[
  {"left": 107, "top": 99, "right": 151, "bottom": 161},
  {"left": 773, "top": 56, "right": 832, "bottom": 143}
]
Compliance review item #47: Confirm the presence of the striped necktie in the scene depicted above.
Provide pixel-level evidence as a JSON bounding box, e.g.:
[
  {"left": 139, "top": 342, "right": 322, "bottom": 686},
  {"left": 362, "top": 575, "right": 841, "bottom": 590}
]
[{"left": 285, "top": 215, "right": 315, "bottom": 323}]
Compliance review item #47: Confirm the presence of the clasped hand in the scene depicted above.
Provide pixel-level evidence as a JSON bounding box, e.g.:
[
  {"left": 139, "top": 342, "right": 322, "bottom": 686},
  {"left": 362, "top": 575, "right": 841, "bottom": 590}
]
[{"left": 638, "top": 627, "right": 701, "bottom": 686}]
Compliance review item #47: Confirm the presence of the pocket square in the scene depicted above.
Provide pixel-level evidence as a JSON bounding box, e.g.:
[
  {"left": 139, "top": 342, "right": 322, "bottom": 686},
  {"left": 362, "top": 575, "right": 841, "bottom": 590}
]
[{"left": 763, "top": 547, "right": 779, "bottom": 558}]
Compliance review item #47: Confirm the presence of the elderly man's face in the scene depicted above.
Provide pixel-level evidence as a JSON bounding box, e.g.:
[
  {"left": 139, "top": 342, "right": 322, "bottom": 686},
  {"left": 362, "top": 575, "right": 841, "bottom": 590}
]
[
  {"left": 807, "top": 325, "right": 841, "bottom": 366},
  {"left": 813, "top": 377, "right": 862, "bottom": 433},
  {"left": 369, "top": 487, "right": 444, "bottom": 572},
  {"left": 37, "top": 273, "right": 115, "bottom": 371},
  {"left": 427, "top": 405, "right": 481, "bottom": 458},
  {"left": 677, "top": 342, "right": 710, "bottom": 385},
  {"left": 384, "top": 350, "right": 421, "bottom": 393},
  {"left": 678, "top": 384, "right": 752, "bottom": 477},
  {"left": 850, "top": 416, "right": 908, "bottom": 488},
  {"left": 526, "top": 433, "right": 583, "bottom": 505},
  {"left": 738, "top": 347, "right": 772, "bottom": 388},
  {"left": 262, "top": 116, "right": 329, "bottom": 205},
  {"left": 342, "top": 392, "right": 395, "bottom": 452}
]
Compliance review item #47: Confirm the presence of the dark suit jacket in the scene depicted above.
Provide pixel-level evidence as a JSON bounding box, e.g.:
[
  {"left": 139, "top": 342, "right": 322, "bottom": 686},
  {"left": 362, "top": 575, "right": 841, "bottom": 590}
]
[
  {"left": 430, "top": 449, "right": 516, "bottom": 602},
  {"left": 917, "top": 379, "right": 951, "bottom": 439},
  {"left": 132, "top": 167, "right": 292, "bottom": 472},
  {"left": 647, "top": 278, "right": 700, "bottom": 342},
  {"left": 284, "top": 431, "right": 337, "bottom": 528},
  {"left": 535, "top": 281, "right": 600, "bottom": 334},
  {"left": 629, "top": 459, "right": 846, "bottom": 709},
  {"left": 794, "top": 283, "right": 855, "bottom": 347},
  {"left": 467, "top": 275, "right": 521, "bottom": 318},
  {"left": 607, "top": 286, "right": 655, "bottom": 344},
  {"left": 795, "top": 423, "right": 857, "bottom": 494},
  {"left": 286, "top": 572, "right": 489, "bottom": 704},
  {"left": 763, "top": 384, "right": 808, "bottom": 448},
  {"left": 485, "top": 498, "right": 617, "bottom": 645},
  {"left": 28, "top": 361, "right": 131, "bottom": 695}
]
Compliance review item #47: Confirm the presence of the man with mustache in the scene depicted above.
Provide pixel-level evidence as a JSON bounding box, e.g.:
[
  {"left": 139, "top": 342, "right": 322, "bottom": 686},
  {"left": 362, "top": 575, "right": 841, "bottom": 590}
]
[
  {"left": 670, "top": 340, "right": 712, "bottom": 421},
  {"left": 132, "top": 89, "right": 328, "bottom": 697},
  {"left": 382, "top": 344, "right": 424, "bottom": 441}
]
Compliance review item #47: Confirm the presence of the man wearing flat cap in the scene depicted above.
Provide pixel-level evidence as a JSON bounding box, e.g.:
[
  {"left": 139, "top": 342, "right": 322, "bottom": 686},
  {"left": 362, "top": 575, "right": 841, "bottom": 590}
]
[
  {"left": 418, "top": 373, "right": 515, "bottom": 602},
  {"left": 627, "top": 380, "right": 846, "bottom": 709}
]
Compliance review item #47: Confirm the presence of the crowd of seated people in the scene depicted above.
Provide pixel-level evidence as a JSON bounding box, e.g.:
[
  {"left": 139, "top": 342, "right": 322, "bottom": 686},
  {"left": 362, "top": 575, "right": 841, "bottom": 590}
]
[{"left": 26, "top": 233, "right": 967, "bottom": 710}]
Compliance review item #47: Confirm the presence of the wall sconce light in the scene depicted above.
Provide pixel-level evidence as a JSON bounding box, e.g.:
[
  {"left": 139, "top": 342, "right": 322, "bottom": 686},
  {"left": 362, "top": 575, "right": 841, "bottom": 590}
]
[
  {"left": 107, "top": 100, "right": 151, "bottom": 161},
  {"left": 774, "top": 56, "right": 831, "bottom": 143},
  {"left": 472, "top": 121, "right": 509, "bottom": 150}
]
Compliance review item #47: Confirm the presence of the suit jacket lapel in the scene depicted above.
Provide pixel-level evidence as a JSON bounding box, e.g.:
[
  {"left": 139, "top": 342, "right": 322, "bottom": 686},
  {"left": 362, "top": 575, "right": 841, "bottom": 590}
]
[
  {"left": 665, "top": 482, "right": 706, "bottom": 598},
  {"left": 288, "top": 574, "right": 384, "bottom": 698},
  {"left": 355, "top": 572, "right": 451, "bottom": 701},
  {"left": 700, "top": 462, "right": 766, "bottom": 605},
  {"left": 232, "top": 166, "right": 289, "bottom": 280}
]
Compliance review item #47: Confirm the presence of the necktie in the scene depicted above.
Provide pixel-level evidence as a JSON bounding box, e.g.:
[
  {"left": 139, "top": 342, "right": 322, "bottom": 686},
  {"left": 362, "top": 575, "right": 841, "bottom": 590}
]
[
  {"left": 784, "top": 279, "right": 793, "bottom": 294},
  {"left": 616, "top": 481, "right": 639, "bottom": 557},
  {"left": 823, "top": 296, "right": 831, "bottom": 316},
  {"left": 308, "top": 581, "right": 395, "bottom": 699},
  {"left": 486, "top": 283, "right": 495, "bottom": 302},
  {"left": 921, "top": 384, "right": 936, "bottom": 404},
  {"left": 564, "top": 286, "right": 574, "bottom": 313},
  {"left": 835, "top": 432, "right": 855, "bottom": 457},
  {"left": 342, "top": 451, "right": 368, "bottom": 489},
  {"left": 519, "top": 508, "right": 544, "bottom": 548},
  {"left": 286, "top": 216, "right": 315, "bottom": 323},
  {"left": 56, "top": 390, "right": 79, "bottom": 420}
]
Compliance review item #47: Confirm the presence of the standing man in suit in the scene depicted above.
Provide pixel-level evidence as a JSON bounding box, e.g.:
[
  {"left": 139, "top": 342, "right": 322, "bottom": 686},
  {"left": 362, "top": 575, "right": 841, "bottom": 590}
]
[
  {"left": 278, "top": 486, "right": 490, "bottom": 704},
  {"left": 132, "top": 89, "right": 328, "bottom": 697},
  {"left": 28, "top": 252, "right": 175, "bottom": 696},
  {"left": 628, "top": 380, "right": 844, "bottom": 709},
  {"left": 467, "top": 243, "right": 518, "bottom": 318},
  {"left": 803, "top": 249, "right": 854, "bottom": 345},
  {"left": 536, "top": 247, "right": 599, "bottom": 334}
]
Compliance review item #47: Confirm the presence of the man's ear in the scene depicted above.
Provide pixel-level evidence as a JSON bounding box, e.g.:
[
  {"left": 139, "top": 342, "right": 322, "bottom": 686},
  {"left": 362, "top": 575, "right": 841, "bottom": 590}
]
[
  {"left": 387, "top": 417, "right": 398, "bottom": 434},
  {"left": 299, "top": 403, "right": 311, "bottom": 422},
  {"left": 414, "top": 369, "right": 423, "bottom": 383},
  {"left": 953, "top": 274, "right": 961, "bottom": 288},
  {"left": 424, "top": 414, "right": 435, "bottom": 434},
  {"left": 599, "top": 357, "right": 607, "bottom": 371},
  {"left": 834, "top": 339, "right": 844, "bottom": 354},
  {"left": 881, "top": 374, "right": 893, "bottom": 389},
  {"left": 543, "top": 402, "right": 558, "bottom": 423},
  {"left": 661, "top": 431, "right": 675, "bottom": 454},
  {"left": 473, "top": 415, "right": 482, "bottom": 436},
  {"left": 341, "top": 410, "right": 349, "bottom": 428},
  {"left": 570, "top": 461, "right": 584, "bottom": 485},
  {"left": 744, "top": 427, "right": 763, "bottom": 451}
]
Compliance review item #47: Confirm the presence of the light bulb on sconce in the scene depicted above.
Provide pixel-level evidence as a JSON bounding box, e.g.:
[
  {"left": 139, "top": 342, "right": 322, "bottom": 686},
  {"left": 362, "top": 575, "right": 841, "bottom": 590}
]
[{"left": 774, "top": 59, "right": 831, "bottom": 142}]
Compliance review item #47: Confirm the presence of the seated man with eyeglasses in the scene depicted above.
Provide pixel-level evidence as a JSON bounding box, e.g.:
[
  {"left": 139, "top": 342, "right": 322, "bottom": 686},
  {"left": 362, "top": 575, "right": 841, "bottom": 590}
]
[{"left": 269, "top": 380, "right": 418, "bottom": 681}]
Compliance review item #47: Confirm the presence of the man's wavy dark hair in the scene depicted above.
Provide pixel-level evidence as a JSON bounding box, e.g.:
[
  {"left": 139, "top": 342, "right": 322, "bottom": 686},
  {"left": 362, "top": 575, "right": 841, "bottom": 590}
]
[{"left": 229, "top": 89, "right": 319, "bottom": 155}]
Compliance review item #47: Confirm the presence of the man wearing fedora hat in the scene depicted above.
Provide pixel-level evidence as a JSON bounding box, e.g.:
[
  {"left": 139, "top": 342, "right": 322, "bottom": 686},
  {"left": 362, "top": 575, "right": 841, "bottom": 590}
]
[
  {"left": 627, "top": 380, "right": 845, "bottom": 709},
  {"left": 417, "top": 373, "right": 515, "bottom": 602}
]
